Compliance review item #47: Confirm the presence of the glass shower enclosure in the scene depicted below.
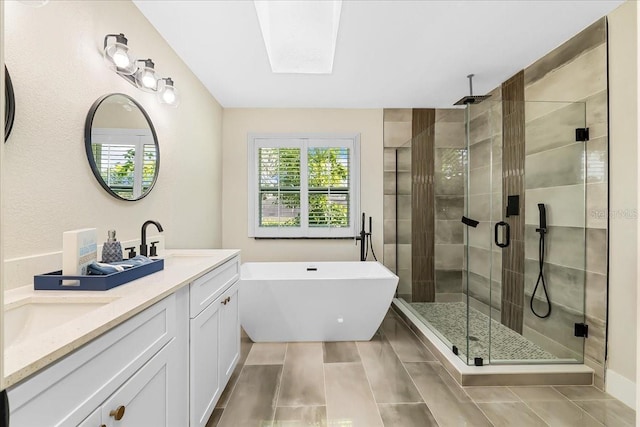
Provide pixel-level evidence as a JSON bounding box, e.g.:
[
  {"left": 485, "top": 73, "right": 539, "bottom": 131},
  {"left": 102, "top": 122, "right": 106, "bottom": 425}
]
[{"left": 388, "top": 100, "right": 588, "bottom": 366}]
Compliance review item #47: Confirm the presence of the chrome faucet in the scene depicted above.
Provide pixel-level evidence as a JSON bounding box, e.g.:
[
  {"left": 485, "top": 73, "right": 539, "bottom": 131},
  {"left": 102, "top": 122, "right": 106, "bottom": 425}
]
[{"left": 140, "top": 220, "right": 163, "bottom": 257}]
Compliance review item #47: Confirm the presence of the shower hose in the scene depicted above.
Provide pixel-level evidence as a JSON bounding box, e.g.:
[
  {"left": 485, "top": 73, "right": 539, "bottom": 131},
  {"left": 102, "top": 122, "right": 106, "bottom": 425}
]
[
  {"left": 365, "top": 234, "right": 378, "bottom": 262},
  {"left": 530, "top": 229, "right": 551, "bottom": 318}
]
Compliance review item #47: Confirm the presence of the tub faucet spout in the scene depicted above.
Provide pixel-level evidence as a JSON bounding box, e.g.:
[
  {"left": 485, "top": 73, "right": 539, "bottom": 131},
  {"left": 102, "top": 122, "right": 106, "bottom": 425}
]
[{"left": 140, "top": 220, "right": 163, "bottom": 257}]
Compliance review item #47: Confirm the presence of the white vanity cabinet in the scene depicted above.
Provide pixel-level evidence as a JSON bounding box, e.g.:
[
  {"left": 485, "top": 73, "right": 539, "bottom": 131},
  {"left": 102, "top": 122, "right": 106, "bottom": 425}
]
[
  {"left": 189, "top": 256, "right": 240, "bottom": 427},
  {"left": 8, "top": 293, "right": 186, "bottom": 427},
  {"left": 7, "top": 251, "right": 241, "bottom": 427}
]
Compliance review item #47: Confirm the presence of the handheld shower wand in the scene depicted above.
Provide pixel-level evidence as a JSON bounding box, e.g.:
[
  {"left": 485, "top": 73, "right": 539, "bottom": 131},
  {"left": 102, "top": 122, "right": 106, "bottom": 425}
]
[{"left": 530, "top": 203, "right": 551, "bottom": 318}]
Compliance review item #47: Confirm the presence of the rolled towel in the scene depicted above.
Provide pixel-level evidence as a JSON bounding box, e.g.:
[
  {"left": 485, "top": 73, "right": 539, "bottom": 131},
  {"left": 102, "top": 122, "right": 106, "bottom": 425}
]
[
  {"left": 87, "top": 262, "right": 125, "bottom": 275},
  {"left": 87, "top": 256, "right": 154, "bottom": 275},
  {"left": 111, "top": 255, "right": 153, "bottom": 267}
]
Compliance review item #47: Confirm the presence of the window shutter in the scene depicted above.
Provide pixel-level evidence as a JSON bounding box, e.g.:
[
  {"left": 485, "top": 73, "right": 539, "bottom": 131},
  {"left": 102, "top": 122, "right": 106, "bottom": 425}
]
[
  {"left": 258, "top": 147, "right": 302, "bottom": 228},
  {"left": 307, "top": 147, "right": 350, "bottom": 228}
]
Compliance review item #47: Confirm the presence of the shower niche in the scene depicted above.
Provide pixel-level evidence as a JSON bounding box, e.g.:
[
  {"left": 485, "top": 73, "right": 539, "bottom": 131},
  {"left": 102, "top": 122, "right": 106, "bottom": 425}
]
[{"left": 385, "top": 97, "right": 592, "bottom": 368}]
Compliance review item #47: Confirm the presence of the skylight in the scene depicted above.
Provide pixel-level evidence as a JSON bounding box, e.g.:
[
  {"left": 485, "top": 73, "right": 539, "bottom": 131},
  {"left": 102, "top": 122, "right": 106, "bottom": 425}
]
[{"left": 254, "top": 0, "right": 342, "bottom": 74}]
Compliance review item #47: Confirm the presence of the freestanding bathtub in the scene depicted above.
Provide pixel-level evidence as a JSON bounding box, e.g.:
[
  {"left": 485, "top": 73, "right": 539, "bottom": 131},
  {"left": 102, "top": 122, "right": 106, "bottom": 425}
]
[{"left": 240, "top": 261, "right": 399, "bottom": 342}]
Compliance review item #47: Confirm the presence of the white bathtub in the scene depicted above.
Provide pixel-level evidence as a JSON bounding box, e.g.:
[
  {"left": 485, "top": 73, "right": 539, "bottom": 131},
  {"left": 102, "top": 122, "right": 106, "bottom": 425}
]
[{"left": 240, "top": 261, "right": 399, "bottom": 342}]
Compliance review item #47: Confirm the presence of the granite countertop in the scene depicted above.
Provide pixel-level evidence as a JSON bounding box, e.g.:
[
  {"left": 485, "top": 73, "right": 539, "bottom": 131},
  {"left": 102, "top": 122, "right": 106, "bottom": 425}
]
[{"left": 3, "top": 249, "right": 239, "bottom": 388}]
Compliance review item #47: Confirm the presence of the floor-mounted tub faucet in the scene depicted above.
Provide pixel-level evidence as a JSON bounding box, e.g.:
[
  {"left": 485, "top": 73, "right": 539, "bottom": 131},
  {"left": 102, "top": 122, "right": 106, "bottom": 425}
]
[
  {"left": 140, "top": 220, "right": 163, "bottom": 256},
  {"left": 355, "top": 213, "right": 376, "bottom": 261}
]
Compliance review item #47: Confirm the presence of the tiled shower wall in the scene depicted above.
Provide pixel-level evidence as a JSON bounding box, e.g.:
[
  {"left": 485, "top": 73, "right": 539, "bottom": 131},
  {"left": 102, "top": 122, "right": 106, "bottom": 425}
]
[
  {"left": 412, "top": 109, "right": 436, "bottom": 302},
  {"left": 434, "top": 110, "right": 465, "bottom": 301},
  {"left": 383, "top": 109, "right": 466, "bottom": 303},
  {"left": 383, "top": 109, "right": 412, "bottom": 300},
  {"left": 501, "top": 72, "right": 526, "bottom": 334},
  {"left": 522, "top": 18, "right": 608, "bottom": 388}
]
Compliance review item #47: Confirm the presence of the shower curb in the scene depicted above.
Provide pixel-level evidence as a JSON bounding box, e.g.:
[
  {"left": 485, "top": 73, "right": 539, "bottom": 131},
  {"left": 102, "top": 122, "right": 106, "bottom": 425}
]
[{"left": 391, "top": 299, "right": 593, "bottom": 387}]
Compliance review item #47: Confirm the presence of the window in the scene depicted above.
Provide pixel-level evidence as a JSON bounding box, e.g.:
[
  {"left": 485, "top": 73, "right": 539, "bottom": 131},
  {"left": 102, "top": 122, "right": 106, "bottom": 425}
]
[{"left": 248, "top": 133, "right": 360, "bottom": 238}]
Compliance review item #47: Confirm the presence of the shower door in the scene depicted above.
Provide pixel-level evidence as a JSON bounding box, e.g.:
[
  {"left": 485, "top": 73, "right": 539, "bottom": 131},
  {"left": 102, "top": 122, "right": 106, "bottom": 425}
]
[
  {"left": 461, "top": 101, "right": 500, "bottom": 366},
  {"left": 464, "top": 100, "right": 588, "bottom": 365}
]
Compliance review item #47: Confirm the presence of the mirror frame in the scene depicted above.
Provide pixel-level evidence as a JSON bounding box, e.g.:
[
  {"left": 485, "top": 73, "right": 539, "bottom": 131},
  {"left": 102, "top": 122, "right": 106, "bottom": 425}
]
[
  {"left": 84, "top": 93, "right": 160, "bottom": 202},
  {"left": 5, "top": 66, "right": 15, "bottom": 142}
]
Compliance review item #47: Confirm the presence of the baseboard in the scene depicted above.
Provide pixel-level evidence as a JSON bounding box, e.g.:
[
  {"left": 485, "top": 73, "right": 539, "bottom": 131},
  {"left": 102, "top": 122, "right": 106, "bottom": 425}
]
[{"left": 605, "top": 369, "right": 636, "bottom": 409}]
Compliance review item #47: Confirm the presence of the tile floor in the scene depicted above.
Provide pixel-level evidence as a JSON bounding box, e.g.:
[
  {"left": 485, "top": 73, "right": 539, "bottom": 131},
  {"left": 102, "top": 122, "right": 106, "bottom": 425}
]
[{"left": 207, "top": 311, "right": 635, "bottom": 426}]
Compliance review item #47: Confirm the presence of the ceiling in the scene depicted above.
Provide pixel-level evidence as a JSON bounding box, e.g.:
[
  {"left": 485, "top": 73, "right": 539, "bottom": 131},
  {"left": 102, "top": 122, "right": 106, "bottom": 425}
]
[{"left": 133, "top": 0, "right": 623, "bottom": 109}]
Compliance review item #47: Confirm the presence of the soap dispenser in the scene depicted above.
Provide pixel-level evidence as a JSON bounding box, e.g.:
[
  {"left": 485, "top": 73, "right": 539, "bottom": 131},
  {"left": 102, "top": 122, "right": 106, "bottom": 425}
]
[{"left": 101, "top": 230, "right": 123, "bottom": 263}]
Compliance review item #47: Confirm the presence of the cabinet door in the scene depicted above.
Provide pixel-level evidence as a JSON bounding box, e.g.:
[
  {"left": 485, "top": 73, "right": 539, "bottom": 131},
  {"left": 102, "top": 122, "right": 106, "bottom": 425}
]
[
  {"left": 101, "top": 342, "right": 174, "bottom": 427},
  {"left": 220, "top": 280, "right": 240, "bottom": 386},
  {"left": 190, "top": 294, "right": 222, "bottom": 427}
]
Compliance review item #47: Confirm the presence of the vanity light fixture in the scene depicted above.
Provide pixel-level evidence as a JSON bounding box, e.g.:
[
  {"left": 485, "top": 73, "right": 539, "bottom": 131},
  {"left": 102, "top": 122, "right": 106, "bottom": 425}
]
[{"left": 102, "top": 33, "right": 180, "bottom": 107}]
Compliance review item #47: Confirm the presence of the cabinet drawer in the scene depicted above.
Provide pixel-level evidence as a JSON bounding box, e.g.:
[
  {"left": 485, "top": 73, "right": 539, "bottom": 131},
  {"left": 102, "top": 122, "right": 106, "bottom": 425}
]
[
  {"left": 8, "top": 295, "right": 176, "bottom": 427},
  {"left": 190, "top": 256, "right": 239, "bottom": 318}
]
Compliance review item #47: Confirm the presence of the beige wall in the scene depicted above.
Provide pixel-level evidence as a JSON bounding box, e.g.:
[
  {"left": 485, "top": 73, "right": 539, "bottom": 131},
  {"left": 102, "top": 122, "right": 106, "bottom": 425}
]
[
  {"left": 607, "top": 0, "right": 638, "bottom": 390},
  {"left": 3, "top": 1, "right": 223, "bottom": 266},
  {"left": 222, "top": 109, "right": 383, "bottom": 262}
]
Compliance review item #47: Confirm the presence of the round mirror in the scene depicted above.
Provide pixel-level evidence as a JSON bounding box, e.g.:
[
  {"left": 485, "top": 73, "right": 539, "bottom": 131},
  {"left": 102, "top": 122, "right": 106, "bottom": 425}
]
[
  {"left": 5, "top": 66, "right": 15, "bottom": 142},
  {"left": 85, "top": 93, "right": 159, "bottom": 201}
]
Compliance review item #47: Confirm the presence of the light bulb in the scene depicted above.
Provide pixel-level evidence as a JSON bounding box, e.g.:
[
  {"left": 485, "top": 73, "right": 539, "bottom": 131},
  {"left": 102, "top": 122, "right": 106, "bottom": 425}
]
[
  {"left": 112, "top": 48, "right": 130, "bottom": 68},
  {"left": 158, "top": 78, "right": 180, "bottom": 107},
  {"left": 162, "top": 89, "right": 176, "bottom": 104},
  {"left": 141, "top": 71, "right": 157, "bottom": 89},
  {"left": 103, "top": 34, "right": 136, "bottom": 75}
]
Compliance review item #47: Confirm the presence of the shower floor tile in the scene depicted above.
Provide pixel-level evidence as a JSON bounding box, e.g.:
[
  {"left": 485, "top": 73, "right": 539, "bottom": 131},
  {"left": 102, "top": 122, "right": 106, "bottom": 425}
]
[{"left": 409, "top": 302, "right": 558, "bottom": 361}]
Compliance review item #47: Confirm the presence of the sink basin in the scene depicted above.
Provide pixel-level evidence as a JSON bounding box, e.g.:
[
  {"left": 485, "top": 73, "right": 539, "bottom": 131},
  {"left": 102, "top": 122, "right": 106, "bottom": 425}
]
[{"left": 4, "top": 299, "right": 115, "bottom": 349}]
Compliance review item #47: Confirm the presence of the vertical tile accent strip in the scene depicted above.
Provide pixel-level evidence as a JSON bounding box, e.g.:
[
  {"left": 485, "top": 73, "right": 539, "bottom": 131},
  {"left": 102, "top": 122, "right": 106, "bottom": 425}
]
[
  {"left": 501, "top": 72, "right": 525, "bottom": 333},
  {"left": 412, "top": 109, "right": 436, "bottom": 302}
]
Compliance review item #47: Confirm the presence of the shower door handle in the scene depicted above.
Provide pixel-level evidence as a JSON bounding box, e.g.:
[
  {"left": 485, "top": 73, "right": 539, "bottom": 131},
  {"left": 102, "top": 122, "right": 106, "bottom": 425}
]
[{"left": 494, "top": 221, "right": 510, "bottom": 248}]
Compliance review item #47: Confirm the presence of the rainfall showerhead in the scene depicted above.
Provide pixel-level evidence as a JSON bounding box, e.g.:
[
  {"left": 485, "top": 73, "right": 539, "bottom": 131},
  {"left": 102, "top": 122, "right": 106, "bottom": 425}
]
[{"left": 453, "top": 74, "right": 491, "bottom": 106}]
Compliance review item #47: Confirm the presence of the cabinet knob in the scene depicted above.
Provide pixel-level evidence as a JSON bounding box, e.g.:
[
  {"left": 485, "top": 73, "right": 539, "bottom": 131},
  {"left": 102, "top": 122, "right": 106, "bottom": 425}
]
[{"left": 109, "top": 405, "right": 126, "bottom": 420}]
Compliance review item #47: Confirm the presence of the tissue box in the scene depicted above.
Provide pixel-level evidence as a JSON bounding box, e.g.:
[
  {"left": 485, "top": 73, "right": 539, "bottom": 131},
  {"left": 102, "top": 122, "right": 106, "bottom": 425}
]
[{"left": 63, "top": 228, "right": 97, "bottom": 285}]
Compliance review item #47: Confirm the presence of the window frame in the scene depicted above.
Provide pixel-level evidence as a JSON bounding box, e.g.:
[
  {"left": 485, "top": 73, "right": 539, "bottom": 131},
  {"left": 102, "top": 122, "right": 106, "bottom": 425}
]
[{"left": 248, "top": 133, "right": 361, "bottom": 238}]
